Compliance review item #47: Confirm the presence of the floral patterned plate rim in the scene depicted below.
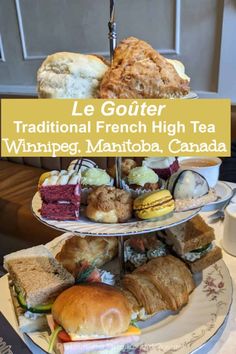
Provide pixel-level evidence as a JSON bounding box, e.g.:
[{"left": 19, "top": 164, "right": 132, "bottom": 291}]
[
  {"left": 32, "top": 192, "right": 201, "bottom": 237},
  {"left": 0, "top": 259, "right": 232, "bottom": 354}
]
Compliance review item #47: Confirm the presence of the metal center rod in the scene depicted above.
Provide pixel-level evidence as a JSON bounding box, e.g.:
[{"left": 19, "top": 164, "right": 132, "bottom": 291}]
[
  {"left": 108, "top": 1, "right": 125, "bottom": 279},
  {"left": 108, "top": 0, "right": 117, "bottom": 61}
]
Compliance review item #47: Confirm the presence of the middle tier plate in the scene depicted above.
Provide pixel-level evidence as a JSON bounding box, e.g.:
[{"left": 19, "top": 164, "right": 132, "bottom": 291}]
[{"left": 32, "top": 192, "right": 200, "bottom": 236}]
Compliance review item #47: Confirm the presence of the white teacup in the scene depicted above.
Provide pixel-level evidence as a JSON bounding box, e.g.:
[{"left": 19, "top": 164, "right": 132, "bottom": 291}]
[
  {"left": 222, "top": 204, "right": 236, "bottom": 256},
  {"left": 178, "top": 157, "right": 222, "bottom": 188}
]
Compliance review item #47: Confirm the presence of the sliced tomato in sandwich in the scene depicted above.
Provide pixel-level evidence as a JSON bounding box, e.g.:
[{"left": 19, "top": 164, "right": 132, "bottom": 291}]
[
  {"left": 58, "top": 330, "right": 71, "bottom": 343},
  {"left": 47, "top": 314, "right": 140, "bottom": 343}
]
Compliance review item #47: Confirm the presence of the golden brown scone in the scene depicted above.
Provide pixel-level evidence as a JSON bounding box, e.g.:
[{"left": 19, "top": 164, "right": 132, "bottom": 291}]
[
  {"left": 86, "top": 186, "right": 133, "bottom": 223},
  {"left": 56, "top": 236, "right": 118, "bottom": 276},
  {"left": 100, "top": 37, "right": 190, "bottom": 99},
  {"left": 107, "top": 159, "right": 137, "bottom": 179}
]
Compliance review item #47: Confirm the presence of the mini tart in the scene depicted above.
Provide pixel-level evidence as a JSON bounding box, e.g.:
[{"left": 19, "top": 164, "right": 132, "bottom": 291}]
[{"left": 133, "top": 190, "right": 175, "bottom": 220}]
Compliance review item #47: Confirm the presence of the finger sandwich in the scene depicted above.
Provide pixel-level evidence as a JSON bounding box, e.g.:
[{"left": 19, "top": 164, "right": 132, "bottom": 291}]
[{"left": 158, "top": 215, "right": 222, "bottom": 273}]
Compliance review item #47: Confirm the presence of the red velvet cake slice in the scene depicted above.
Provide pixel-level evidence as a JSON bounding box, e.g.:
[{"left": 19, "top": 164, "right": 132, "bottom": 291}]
[{"left": 38, "top": 170, "right": 81, "bottom": 221}]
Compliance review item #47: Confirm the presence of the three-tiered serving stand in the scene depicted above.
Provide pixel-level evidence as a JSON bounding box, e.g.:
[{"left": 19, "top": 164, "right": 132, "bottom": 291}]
[
  {"left": 32, "top": 0, "right": 201, "bottom": 279},
  {"left": 29, "top": 3, "right": 234, "bottom": 353}
]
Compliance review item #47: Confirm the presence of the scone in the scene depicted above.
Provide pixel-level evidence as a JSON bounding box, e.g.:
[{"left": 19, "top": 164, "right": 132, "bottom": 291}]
[
  {"left": 37, "top": 52, "right": 109, "bottom": 98},
  {"left": 86, "top": 186, "right": 133, "bottom": 223},
  {"left": 100, "top": 37, "right": 190, "bottom": 99}
]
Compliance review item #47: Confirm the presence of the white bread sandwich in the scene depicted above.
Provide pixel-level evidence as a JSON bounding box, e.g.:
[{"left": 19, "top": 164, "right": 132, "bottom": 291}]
[
  {"left": 37, "top": 52, "right": 109, "bottom": 98},
  {"left": 47, "top": 283, "right": 140, "bottom": 354},
  {"left": 4, "top": 245, "right": 75, "bottom": 333},
  {"left": 159, "top": 215, "right": 222, "bottom": 273}
]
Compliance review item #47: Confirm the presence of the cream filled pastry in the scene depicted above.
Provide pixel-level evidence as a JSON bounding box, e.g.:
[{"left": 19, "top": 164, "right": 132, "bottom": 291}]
[{"left": 86, "top": 186, "right": 133, "bottom": 223}]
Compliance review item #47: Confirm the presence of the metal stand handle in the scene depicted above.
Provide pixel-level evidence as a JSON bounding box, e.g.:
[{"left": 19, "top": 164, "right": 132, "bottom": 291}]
[{"left": 116, "top": 157, "right": 126, "bottom": 278}]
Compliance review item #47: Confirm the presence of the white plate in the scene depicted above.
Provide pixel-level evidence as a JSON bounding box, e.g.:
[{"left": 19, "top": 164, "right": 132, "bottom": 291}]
[
  {"left": 182, "top": 91, "right": 198, "bottom": 99},
  {"left": 0, "top": 259, "right": 232, "bottom": 354},
  {"left": 202, "top": 182, "right": 233, "bottom": 212},
  {"left": 32, "top": 192, "right": 200, "bottom": 237}
]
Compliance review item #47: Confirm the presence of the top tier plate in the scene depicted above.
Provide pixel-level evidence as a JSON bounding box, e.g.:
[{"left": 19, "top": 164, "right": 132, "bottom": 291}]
[
  {"left": 182, "top": 91, "right": 198, "bottom": 99},
  {"left": 32, "top": 192, "right": 200, "bottom": 237}
]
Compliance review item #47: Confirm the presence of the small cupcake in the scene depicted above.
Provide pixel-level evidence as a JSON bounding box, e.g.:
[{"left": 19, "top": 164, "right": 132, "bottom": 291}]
[
  {"left": 125, "top": 166, "right": 160, "bottom": 197},
  {"left": 143, "top": 157, "right": 179, "bottom": 180},
  {"left": 81, "top": 168, "right": 113, "bottom": 204}
]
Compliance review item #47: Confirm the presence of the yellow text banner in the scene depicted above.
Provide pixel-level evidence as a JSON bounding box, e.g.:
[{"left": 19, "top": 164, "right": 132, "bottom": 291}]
[{"left": 1, "top": 99, "right": 231, "bottom": 157}]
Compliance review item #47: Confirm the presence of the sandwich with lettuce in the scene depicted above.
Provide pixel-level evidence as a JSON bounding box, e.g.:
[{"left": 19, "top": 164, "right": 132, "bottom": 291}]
[{"left": 4, "top": 245, "right": 75, "bottom": 332}]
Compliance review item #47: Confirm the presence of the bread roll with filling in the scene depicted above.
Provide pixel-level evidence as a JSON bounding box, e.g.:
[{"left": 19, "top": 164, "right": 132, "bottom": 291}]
[{"left": 52, "top": 283, "right": 132, "bottom": 337}]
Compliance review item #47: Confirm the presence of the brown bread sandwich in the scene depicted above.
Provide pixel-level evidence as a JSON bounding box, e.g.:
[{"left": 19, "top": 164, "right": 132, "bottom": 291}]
[
  {"left": 4, "top": 245, "right": 74, "bottom": 333},
  {"left": 159, "top": 215, "right": 222, "bottom": 273}
]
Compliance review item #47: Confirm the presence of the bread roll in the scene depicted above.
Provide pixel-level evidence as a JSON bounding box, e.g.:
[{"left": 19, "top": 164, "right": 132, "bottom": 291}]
[
  {"left": 37, "top": 52, "right": 109, "bottom": 98},
  {"left": 52, "top": 283, "right": 131, "bottom": 336}
]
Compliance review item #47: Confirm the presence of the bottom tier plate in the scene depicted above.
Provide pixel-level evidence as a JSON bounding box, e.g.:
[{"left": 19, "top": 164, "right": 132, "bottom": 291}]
[{"left": 0, "top": 258, "right": 232, "bottom": 354}]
